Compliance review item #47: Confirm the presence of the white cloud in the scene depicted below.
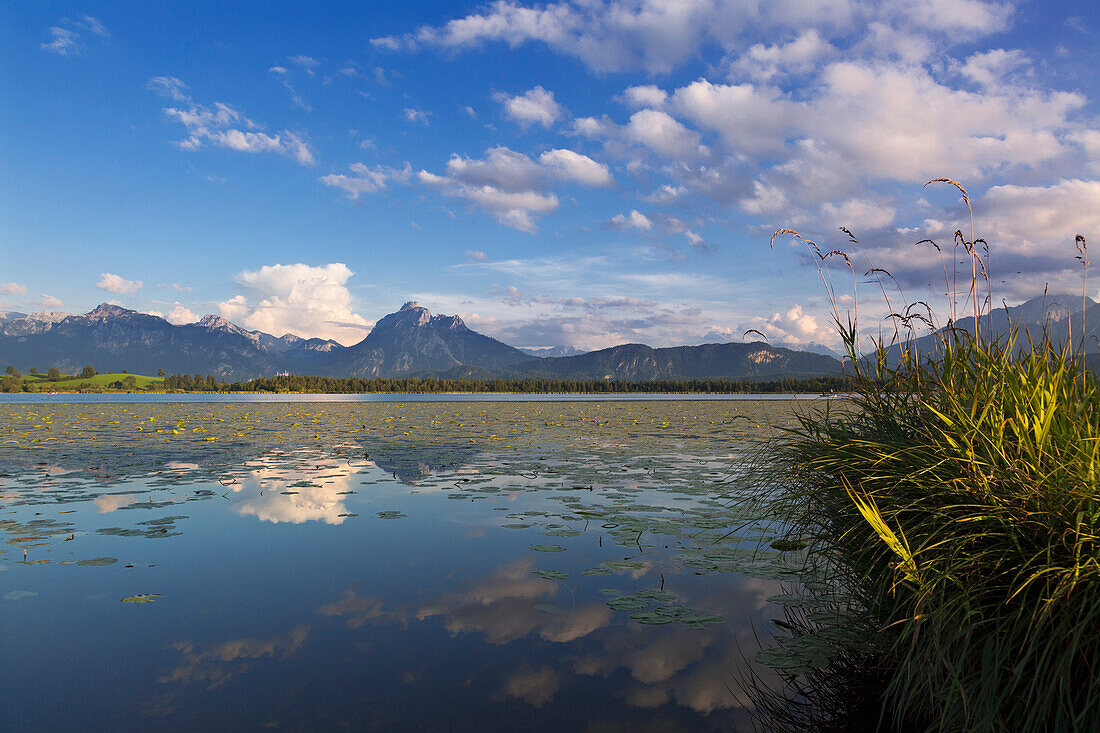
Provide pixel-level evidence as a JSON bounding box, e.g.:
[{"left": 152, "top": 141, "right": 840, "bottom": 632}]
[
  {"left": 165, "top": 303, "right": 199, "bottom": 325},
  {"left": 403, "top": 107, "right": 431, "bottom": 124},
  {"left": 893, "top": 0, "right": 1012, "bottom": 34},
  {"left": 730, "top": 29, "right": 835, "bottom": 80},
  {"left": 320, "top": 163, "right": 412, "bottom": 199},
  {"left": 40, "top": 16, "right": 108, "bottom": 56},
  {"left": 97, "top": 273, "right": 143, "bottom": 295},
  {"left": 0, "top": 283, "right": 27, "bottom": 296},
  {"left": 607, "top": 210, "right": 653, "bottom": 231},
  {"left": 147, "top": 76, "right": 190, "bottom": 102},
  {"left": 372, "top": 0, "right": 859, "bottom": 74},
  {"left": 626, "top": 110, "right": 703, "bottom": 159},
  {"left": 494, "top": 86, "right": 563, "bottom": 127},
  {"left": 538, "top": 149, "right": 612, "bottom": 186},
  {"left": 621, "top": 85, "right": 668, "bottom": 109},
  {"left": 218, "top": 263, "right": 371, "bottom": 344},
  {"left": 154, "top": 80, "right": 316, "bottom": 166},
  {"left": 820, "top": 198, "right": 897, "bottom": 229},
  {"left": 36, "top": 294, "right": 63, "bottom": 309},
  {"left": 420, "top": 146, "right": 610, "bottom": 231},
  {"left": 739, "top": 304, "right": 836, "bottom": 347},
  {"left": 466, "top": 250, "right": 488, "bottom": 261},
  {"left": 80, "top": 15, "right": 109, "bottom": 37},
  {"left": 446, "top": 146, "right": 544, "bottom": 192},
  {"left": 960, "top": 48, "right": 1029, "bottom": 87},
  {"left": 975, "top": 179, "right": 1100, "bottom": 258},
  {"left": 41, "top": 27, "right": 80, "bottom": 56},
  {"left": 288, "top": 55, "right": 320, "bottom": 75}
]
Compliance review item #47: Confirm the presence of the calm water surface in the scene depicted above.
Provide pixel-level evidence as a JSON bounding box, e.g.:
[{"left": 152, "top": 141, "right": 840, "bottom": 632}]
[{"left": 0, "top": 399, "right": 816, "bottom": 731}]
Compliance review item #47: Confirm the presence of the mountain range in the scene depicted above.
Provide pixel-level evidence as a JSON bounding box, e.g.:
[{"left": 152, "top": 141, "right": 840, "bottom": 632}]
[
  {"left": 882, "top": 294, "right": 1100, "bottom": 365},
  {"left": 0, "top": 300, "right": 845, "bottom": 382}
]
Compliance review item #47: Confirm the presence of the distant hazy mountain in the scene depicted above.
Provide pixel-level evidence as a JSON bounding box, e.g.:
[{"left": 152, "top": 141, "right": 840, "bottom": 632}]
[
  {"left": 884, "top": 293, "right": 1100, "bottom": 364},
  {"left": 518, "top": 345, "right": 587, "bottom": 358},
  {"left": 0, "top": 301, "right": 845, "bottom": 383},
  {"left": 504, "top": 341, "right": 841, "bottom": 380},
  {"left": 0, "top": 304, "right": 286, "bottom": 379},
  {"left": 332, "top": 301, "right": 531, "bottom": 377},
  {"left": 0, "top": 310, "right": 72, "bottom": 336}
]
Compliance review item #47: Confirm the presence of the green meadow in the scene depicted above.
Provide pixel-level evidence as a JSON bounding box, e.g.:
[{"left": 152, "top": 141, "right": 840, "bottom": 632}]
[{"left": 14, "top": 371, "right": 164, "bottom": 391}]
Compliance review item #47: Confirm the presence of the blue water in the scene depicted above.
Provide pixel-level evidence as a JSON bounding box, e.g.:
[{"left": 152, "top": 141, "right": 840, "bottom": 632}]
[{"left": 0, "top": 400, "right": 799, "bottom": 730}]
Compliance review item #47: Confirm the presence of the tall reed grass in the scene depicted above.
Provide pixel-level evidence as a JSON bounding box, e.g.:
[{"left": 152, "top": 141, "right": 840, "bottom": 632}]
[{"left": 753, "top": 181, "right": 1100, "bottom": 732}]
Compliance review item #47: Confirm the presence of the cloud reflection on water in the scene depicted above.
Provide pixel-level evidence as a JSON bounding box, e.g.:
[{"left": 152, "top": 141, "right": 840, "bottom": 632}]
[{"left": 230, "top": 455, "right": 362, "bottom": 524}]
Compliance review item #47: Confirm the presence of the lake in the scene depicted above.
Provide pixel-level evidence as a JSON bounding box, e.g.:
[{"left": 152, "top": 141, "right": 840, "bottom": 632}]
[{"left": 0, "top": 398, "right": 816, "bottom": 731}]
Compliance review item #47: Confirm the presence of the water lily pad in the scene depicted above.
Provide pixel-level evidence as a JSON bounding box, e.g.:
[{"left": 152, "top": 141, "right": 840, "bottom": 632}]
[
  {"left": 76, "top": 557, "right": 117, "bottom": 567},
  {"left": 529, "top": 544, "right": 566, "bottom": 552},
  {"left": 606, "top": 595, "right": 650, "bottom": 611},
  {"left": 376, "top": 511, "right": 406, "bottom": 519},
  {"left": 3, "top": 590, "right": 37, "bottom": 601},
  {"left": 531, "top": 569, "right": 568, "bottom": 580},
  {"left": 581, "top": 567, "right": 613, "bottom": 576},
  {"left": 121, "top": 594, "right": 161, "bottom": 603}
]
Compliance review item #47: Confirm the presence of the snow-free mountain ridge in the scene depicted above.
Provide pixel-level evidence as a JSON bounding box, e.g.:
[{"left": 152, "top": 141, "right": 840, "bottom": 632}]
[{"left": 0, "top": 300, "right": 850, "bottom": 381}]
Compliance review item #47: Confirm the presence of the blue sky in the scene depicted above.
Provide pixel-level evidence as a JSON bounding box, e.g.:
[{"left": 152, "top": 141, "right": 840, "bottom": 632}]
[{"left": 2, "top": 1, "right": 1099, "bottom": 349}]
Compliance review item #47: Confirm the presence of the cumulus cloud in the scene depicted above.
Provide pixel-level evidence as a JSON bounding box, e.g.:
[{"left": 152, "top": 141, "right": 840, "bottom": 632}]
[
  {"left": 606, "top": 210, "right": 653, "bottom": 231},
  {"left": 151, "top": 78, "right": 316, "bottom": 166},
  {"left": 97, "top": 273, "right": 143, "bottom": 295},
  {"left": 164, "top": 303, "right": 199, "bottom": 325},
  {"left": 974, "top": 180, "right": 1100, "bottom": 254},
  {"left": 621, "top": 85, "right": 668, "bottom": 109},
  {"left": 494, "top": 86, "right": 563, "bottom": 127},
  {"left": 419, "top": 146, "right": 611, "bottom": 232},
  {"left": 36, "top": 294, "right": 63, "bottom": 309},
  {"left": 0, "top": 283, "right": 27, "bottom": 296},
  {"left": 730, "top": 29, "right": 835, "bottom": 80},
  {"left": 739, "top": 304, "right": 837, "bottom": 349},
  {"left": 218, "top": 263, "right": 371, "bottom": 344},
  {"left": 538, "top": 149, "right": 613, "bottom": 186},
  {"left": 371, "top": 0, "right": 861, "bottom": 74},
  {"left": 959, "top": 47, "right": 1030, "bottom": 88},
  {"left": 319, "top": 162, "right": 412, "bottom": 199},
  {"left": 626, "top": 110, "right": 704, "bottom": 159}
]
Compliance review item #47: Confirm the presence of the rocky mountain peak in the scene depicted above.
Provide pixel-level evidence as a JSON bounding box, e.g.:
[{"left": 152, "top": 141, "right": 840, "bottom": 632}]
[
  {"left": 86, "top": 303, "right": 132, "bottom": 319},
  {"left": 197, "top": 314, "right": 233, "bottom": 329},
  {"left": 372, "top": 302, "right": 433, "bottom": 333}
]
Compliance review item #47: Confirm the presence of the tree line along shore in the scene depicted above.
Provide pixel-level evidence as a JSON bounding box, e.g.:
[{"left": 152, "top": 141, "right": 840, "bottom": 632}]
[{"left": 1, "top": 365, "right": 854, "bottom": 395}]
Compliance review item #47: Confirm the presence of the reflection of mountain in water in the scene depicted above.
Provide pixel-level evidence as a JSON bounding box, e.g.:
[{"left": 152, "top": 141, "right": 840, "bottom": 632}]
[{"left": 368, "top": 445, "right": 481, "bottom": 485}]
